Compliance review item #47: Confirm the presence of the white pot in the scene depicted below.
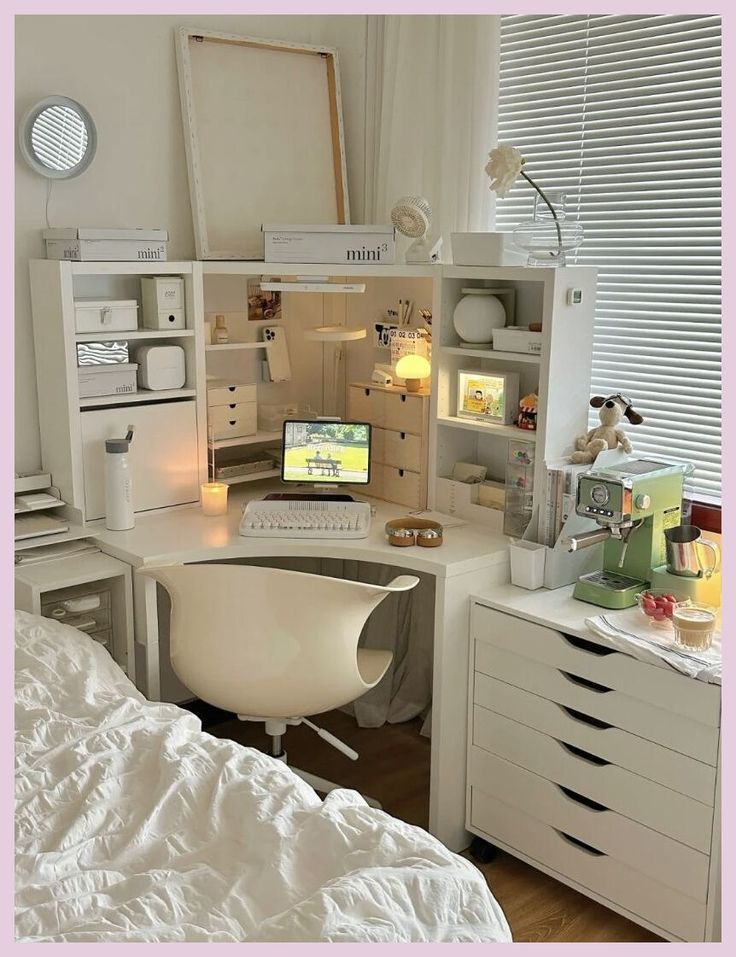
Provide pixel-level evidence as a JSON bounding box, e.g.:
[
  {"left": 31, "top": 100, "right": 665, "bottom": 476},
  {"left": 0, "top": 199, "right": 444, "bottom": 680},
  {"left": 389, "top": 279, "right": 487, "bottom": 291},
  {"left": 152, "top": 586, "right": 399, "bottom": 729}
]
[{"left": 452, "top": 289, "right": 507, "bottom": 347}]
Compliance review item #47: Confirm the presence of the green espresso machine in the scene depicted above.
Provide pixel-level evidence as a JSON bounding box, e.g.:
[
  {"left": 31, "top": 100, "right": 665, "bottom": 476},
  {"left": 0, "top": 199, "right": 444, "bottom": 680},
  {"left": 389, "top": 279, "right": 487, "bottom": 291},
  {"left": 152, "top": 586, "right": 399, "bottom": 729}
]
[{"left": 567, "top": 458, "right": 691, "bottom": 609}]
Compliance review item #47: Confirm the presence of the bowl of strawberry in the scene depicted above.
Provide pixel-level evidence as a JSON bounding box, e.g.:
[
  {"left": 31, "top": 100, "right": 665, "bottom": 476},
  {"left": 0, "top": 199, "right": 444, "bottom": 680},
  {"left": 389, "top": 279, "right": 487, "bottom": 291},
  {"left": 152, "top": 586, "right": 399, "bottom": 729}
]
[{"left": 636, "top": 590, "right": 691, "bottom": 627}]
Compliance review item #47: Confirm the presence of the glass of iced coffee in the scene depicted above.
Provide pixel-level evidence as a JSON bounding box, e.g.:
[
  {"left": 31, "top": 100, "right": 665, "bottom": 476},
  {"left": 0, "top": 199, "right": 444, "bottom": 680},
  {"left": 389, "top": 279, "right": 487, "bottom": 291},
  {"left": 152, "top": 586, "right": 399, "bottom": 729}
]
[{"left": 671, "top": 602, "right": 717, "bottom": 651}]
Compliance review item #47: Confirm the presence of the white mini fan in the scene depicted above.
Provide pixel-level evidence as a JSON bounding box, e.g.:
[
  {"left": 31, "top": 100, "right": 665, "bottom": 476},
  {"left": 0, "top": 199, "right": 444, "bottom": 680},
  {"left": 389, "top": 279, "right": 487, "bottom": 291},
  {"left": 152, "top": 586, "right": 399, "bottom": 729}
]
[{"left": 390, "top": 196, "right": 443, "bottom": 263}]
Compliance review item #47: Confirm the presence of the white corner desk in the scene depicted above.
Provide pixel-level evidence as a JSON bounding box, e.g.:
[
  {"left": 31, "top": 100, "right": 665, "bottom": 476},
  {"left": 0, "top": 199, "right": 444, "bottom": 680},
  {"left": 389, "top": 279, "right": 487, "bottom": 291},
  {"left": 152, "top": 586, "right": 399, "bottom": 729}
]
[{"left": 88, "top": 481, "right": 511, "bottom": 852}]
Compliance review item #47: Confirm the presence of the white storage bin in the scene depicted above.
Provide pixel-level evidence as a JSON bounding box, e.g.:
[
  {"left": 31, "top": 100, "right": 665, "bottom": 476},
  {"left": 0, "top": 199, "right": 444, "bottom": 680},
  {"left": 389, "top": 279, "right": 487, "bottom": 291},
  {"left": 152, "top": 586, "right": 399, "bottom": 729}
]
[
  {"left": 74, "top": 299, "right": 139, "bottom": 333},
  {"left": 263, "top": 224, "right": 396, "bottom": 265},
  {"left": 78, "top": 363, "right": 138, "bottom": 398},
  {"left": 257, "top": 403, "right": 299, "bottom": 432},
  {"left": 207, "top": 380, "right": 257, "bottom": 408},
  {"left": 451, "top": 231, "right": 526, "bottom": 266},
  {"left": 141, "top": 277, "right": 185, "bottom": 330},
  {"left": 209, "top": 403, "right": 257, "bottom": 440},
  {"left": 509, "top": 540, "right": 547, "bottom": 590},
  {"left": 493, "top": 326, "right": 543, "bottom": 356}
]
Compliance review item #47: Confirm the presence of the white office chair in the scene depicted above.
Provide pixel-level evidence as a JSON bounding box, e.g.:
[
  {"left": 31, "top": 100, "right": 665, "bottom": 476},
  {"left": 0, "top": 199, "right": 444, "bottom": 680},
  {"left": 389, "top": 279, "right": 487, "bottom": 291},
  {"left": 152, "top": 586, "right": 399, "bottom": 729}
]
[{"left": 137, "top": 563, "right": 419, "bottom": 805}]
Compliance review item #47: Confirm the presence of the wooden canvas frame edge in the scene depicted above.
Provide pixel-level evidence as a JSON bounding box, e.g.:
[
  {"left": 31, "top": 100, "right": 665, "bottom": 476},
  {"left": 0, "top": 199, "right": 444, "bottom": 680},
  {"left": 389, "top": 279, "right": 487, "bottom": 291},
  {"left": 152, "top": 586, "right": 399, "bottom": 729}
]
[{"left": 175, "top": 26, "right": 351, "bottom": 261}]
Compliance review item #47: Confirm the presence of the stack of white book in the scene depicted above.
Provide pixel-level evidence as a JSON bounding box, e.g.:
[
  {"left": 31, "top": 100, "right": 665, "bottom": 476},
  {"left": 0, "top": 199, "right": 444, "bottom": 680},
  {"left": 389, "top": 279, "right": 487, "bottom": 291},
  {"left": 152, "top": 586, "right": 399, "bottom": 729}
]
[{"left": 44, "top": 227, "right": 168, "bottom": 262}]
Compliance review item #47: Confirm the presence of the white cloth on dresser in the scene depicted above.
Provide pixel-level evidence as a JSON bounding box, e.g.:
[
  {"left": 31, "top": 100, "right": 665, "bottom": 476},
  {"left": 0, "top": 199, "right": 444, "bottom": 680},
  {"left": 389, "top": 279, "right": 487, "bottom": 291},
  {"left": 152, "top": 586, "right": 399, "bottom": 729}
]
[{"left": 585, "top": 606, "right": 721, "bottom": 684}]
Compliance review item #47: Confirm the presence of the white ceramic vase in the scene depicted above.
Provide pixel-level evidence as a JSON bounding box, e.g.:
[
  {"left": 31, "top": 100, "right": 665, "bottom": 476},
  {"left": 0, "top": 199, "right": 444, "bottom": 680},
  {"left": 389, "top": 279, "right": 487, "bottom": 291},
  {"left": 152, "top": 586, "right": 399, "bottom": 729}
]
[{"left": 452, "top": 289, "right": 507, "bottom": 348}]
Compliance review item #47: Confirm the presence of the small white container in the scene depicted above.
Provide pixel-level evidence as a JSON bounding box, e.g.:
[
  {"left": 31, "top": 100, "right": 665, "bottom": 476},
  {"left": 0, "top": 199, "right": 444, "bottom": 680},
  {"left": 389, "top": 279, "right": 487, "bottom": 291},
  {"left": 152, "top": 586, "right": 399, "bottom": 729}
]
[
  {"left": 451, "top": 231, "right": 526, "bottom": 267},
  {"left": 78, "top": 363, "right": 138, "bottom": 398},
  {"left": 141, "top": 277, "right": 185, "bottom": 330},
  {"left": 493, "top": 326, "right": 543, "bottom": 355},
  {"left": 133, "top": 345, "right": 186, "bottom": 391},
  {"left": 257, "top": 403, "right": 299, "bottom": 432},
  {"left": 509, "top": 540, "right": 547, "bottom": 590},
  {"left": 74, "top": 299, "right": 139, "bottom": 333}
]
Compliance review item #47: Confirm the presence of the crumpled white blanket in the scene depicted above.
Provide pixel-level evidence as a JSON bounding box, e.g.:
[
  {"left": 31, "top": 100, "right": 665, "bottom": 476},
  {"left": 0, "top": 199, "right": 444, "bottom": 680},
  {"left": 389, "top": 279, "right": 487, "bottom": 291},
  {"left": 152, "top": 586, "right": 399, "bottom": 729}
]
[
  {"left": 14, "top": 611, "right": 511, "bottom": 943},
  {"left": 585, "top": 605, "right": 721, "bottom": 684}
]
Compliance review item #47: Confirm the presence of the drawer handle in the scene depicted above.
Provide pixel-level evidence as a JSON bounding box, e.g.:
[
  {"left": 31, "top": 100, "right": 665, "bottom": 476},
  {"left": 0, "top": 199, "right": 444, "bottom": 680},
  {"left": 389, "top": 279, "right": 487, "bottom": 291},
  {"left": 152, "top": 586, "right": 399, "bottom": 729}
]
[
  {"left": 400, "top": 394, "right": 407, "bottom": 403},
  {"left": 558, "top": 785, "right": 608, "bottom": 812},
  {"left": 228, "top": 403, "right": 237, "bottom": 409},
  {"left": 560, "top": 671, "right": 612, "bottom": 694},
  {"left": 560, "top": 632, "right": 616, "bottom": 656},
  {"left": 228, "top": 386, "right": 236, "bottom": 392},
  {"left": 229, "top": 420, "right": 236, "bottom": 426},
  {"left": 400, "top": 432, "right": 406, "bottom": 439},
  {"left": 560, "top": 741, "right": 610, "bottom": 766},
  {"left": 559, "top": 705, "right": 612, "bottom": 730},
  {"left": 556, "top": 830, "right": 606, "bottom": 857}
]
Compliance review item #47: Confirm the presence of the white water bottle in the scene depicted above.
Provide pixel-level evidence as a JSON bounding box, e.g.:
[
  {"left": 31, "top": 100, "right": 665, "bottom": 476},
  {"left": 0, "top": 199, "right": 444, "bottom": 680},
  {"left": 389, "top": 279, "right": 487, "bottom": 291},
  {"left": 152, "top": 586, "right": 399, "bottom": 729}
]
[{"left": 104, "top": 429, "right": 135, "bottom": 530}]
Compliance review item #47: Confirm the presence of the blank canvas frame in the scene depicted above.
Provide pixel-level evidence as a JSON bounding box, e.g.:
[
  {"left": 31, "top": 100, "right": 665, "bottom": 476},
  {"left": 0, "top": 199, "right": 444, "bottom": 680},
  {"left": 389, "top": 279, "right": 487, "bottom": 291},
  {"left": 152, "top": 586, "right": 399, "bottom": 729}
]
[{"left": 176, "top": 28, "right": 350, "bottom": 260}]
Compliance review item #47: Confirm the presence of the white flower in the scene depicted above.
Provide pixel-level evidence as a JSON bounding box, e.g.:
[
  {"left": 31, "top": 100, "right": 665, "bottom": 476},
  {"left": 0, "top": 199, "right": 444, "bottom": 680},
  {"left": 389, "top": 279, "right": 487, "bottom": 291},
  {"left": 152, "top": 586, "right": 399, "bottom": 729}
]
[{"left": 485, "top": 144, "right": 524, "bottom": 197}]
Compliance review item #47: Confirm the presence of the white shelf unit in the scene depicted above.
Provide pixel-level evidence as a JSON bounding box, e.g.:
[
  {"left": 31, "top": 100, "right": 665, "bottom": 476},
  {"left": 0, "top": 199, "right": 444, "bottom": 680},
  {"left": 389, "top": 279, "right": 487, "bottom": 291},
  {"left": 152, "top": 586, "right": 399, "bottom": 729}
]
[
  {"left": 29, "top": 260, "right": 209, "bottom": 523},
  {"left": 429, "top": 266, "right": 597, "bottom": 530}
]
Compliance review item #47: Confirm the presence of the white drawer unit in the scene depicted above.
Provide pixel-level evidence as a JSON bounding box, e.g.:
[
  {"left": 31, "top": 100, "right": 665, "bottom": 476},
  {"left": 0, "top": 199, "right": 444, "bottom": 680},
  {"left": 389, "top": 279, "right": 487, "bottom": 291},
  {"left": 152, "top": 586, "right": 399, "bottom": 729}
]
[
  {"left": 348, "top": 382, "right": 429, "bottom": 508},
  {"left": 207, "top": 379, "right": 257, "bottom": 408},
  {"left": 467, "top": 599, "right": 721, "bottom": 942},
  {"left": 208, "top": 402, "right": 257, "bottom": 440}
]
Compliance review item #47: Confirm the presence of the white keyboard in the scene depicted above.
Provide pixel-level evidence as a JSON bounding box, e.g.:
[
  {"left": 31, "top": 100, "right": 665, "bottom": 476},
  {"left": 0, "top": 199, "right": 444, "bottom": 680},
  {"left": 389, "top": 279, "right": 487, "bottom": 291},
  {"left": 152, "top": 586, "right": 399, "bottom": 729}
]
[{"left": 239, "top": 499, "right": 371, "bottom": 539}]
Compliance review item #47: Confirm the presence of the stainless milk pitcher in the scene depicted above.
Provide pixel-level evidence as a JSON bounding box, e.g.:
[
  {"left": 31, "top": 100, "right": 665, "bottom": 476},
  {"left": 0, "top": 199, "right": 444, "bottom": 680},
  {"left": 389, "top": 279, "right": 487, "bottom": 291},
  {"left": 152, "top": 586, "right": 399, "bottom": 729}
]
[{"left": 664, "top": 524, "right": 720, "bottom": 579}]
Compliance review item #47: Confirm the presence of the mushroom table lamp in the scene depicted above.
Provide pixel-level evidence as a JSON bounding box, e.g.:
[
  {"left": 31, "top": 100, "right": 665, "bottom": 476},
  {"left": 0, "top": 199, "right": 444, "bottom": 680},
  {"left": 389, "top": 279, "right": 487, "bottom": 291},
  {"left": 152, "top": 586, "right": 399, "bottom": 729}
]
[{"left": 395, "top": 354, "right": 431, "bottom": 393}]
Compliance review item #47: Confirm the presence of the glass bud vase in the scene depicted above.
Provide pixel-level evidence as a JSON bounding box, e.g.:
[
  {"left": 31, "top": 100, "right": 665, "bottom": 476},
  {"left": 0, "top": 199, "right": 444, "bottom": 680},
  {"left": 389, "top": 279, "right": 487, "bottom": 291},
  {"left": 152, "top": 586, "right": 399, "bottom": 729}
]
[{"left": 512, "top": 191, "right": 584, "bottom": 267}]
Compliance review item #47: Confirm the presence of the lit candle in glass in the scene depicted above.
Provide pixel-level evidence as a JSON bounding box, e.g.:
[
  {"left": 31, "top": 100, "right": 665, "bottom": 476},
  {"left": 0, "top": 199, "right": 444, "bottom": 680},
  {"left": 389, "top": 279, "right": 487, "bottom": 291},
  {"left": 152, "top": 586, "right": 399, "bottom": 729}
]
[{"left": 201, "top": 482, "right": 229, "bottom": 516}]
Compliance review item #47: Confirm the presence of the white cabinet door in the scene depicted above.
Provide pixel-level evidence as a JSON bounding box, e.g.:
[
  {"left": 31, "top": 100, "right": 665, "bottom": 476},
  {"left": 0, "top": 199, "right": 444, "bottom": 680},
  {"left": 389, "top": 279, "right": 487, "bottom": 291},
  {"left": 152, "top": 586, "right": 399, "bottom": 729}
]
[{"left": 80, "top": 401, "right": 200, "bottom": 520}]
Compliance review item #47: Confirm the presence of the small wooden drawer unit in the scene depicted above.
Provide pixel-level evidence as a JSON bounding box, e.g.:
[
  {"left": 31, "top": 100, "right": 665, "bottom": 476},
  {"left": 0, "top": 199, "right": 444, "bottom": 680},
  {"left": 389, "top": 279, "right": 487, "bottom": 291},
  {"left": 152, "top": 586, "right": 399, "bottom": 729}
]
[
  {"left": 348, "top": 382, "right": 429, "bottom": 508},
  {"left": 467, "top": 601, "right": 721, "bottom": 942}
]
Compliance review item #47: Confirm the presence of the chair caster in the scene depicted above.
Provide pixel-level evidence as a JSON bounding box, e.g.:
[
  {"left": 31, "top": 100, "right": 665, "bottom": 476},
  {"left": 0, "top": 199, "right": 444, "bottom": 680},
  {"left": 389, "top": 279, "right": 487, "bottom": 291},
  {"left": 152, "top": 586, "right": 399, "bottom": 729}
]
[{"left": 469, "top": 836, "right": 498, "bottom": 864}]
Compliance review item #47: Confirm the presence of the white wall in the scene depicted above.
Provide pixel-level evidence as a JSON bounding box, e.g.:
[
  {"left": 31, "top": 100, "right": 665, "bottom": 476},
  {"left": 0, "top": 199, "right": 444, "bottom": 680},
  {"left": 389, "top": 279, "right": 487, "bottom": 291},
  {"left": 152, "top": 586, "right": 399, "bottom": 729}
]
[{"left": 15, "top": 14, "right": 369, "bottom": 472}]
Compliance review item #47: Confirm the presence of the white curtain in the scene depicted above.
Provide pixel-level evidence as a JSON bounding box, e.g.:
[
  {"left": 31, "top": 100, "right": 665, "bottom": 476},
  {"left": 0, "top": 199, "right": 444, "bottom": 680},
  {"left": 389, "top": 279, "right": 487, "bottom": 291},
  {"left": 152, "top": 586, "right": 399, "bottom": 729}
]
[{"left": 364, "top": 14, "right": 499, "bottom": 244}]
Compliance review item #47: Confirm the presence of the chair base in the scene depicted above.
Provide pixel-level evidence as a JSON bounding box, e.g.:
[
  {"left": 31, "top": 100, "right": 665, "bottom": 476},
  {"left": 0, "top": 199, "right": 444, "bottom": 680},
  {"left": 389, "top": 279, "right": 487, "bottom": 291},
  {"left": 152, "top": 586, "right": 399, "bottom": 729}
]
[{"left": 273, "top": 751, "right": 382, "bottom": 810}]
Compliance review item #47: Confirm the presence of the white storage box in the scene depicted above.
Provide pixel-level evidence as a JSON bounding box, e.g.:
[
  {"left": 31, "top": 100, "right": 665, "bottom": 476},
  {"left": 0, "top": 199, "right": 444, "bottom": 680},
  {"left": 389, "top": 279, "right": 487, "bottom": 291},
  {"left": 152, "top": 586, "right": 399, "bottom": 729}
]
[
  {"left": 451, "top": 231, "right": 526, "bottom": 267},
  {"left": 493, "top": 326, "right": 543, "bottom": 356},
  {"left": 74, "top": 299, "right": 139, "bottom": 334},
  {"left": 263, "top": 224, "right": 396, "bottom": 265},
  {"left": 45, "top": 227, "right": 168, "bottom": 262},
  {"left": 209, "top": 403, "right": 257, "bottom": 440},
  {"left": 133, "top": 345, "right": 186, "bottom": 391},
  {"left": 257, "top": 403, "right": 299, "bottom": 432},
  {"left": 78, "top": 363, "right": 138, "bottom": 398},
  {"left": 141, "top": 277, "right": 185, "bottom": 330},
  {"left": 207, "top": 379, "right": 257, "bottom": 408}
]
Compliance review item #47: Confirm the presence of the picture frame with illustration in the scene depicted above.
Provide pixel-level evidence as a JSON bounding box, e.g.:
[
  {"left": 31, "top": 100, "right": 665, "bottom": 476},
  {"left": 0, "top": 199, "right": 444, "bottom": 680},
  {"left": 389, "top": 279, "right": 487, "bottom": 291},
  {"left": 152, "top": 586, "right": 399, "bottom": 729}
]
[
  {"left": 457, "top": 369, "right": 520, "bottom": 425},
  {"left": 247, "top": 279, "right": 282, "bottom": 322}
]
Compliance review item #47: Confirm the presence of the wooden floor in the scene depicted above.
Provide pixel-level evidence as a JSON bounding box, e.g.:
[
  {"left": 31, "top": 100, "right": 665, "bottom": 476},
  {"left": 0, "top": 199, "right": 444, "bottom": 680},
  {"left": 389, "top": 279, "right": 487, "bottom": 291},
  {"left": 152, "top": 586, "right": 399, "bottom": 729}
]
[{"left": 201, "top": 706, "right": 661, "bottom": 943}]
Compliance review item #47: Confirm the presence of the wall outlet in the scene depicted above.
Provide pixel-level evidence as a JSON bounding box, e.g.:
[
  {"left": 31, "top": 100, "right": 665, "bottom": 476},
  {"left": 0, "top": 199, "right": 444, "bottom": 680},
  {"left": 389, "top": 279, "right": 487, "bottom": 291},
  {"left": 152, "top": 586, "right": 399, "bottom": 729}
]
[{"left": 373, "top": 322, "right": 399, "bottom": 348}]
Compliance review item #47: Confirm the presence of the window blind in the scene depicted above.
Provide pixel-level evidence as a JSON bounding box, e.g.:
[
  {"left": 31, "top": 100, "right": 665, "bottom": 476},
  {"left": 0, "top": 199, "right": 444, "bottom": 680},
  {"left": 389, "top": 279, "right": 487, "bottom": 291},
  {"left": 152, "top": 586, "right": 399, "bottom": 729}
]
[{"left": 496, "top": 15, "right": 722, "bottom": 500}]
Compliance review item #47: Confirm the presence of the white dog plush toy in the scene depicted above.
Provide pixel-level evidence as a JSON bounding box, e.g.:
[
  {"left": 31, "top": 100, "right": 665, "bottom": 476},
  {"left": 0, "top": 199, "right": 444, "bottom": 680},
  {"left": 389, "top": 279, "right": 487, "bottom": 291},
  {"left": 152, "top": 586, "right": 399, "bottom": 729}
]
[{"left": 570, "top": 393, "right": 644, "bottom": 464}]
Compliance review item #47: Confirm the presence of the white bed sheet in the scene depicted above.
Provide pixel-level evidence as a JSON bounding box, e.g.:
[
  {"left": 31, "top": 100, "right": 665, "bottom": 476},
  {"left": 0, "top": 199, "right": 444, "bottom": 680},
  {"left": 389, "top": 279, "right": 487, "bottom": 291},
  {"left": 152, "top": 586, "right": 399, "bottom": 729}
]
[{"left": 15, "top": 611, "right": 511, "bottom": 942}]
